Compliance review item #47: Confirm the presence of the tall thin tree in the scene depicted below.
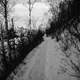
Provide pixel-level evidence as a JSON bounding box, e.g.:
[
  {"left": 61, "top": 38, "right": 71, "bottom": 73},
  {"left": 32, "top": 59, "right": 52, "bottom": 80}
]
[{"left": 0, "top": 0, "right": 11, "bottom": 59}]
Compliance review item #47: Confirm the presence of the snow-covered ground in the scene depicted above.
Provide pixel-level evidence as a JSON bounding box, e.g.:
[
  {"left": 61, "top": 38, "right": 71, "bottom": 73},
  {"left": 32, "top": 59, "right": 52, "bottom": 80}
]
[{"left": 7, "top": 36, "right": 77, "bottom": 80}]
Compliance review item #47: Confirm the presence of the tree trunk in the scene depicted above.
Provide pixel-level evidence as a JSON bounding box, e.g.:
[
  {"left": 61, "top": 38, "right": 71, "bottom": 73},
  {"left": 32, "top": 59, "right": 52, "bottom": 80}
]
[{"left": 4, "top": 0, "right": 11, "bottom": 60}]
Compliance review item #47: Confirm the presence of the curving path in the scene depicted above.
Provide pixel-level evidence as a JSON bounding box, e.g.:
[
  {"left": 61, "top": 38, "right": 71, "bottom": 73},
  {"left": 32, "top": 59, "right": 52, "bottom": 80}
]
[{"left": 7, "top": 37, "right": 76, "bottom": 80}]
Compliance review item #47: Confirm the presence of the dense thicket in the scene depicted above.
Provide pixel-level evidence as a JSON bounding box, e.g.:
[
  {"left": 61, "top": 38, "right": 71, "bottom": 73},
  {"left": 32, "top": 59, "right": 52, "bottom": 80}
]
[
  {"left": 46, "top": 0, "right": 80, "bottom": 40},
  {"left": 48, "top": 0, "right": 80, "bottom": 79}
]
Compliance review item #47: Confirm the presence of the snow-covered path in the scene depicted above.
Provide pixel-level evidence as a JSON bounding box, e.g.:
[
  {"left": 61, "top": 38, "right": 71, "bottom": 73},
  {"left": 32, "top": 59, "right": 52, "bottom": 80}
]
[{"left": 7, "top": 37, "right": 76, "bottom": 80}]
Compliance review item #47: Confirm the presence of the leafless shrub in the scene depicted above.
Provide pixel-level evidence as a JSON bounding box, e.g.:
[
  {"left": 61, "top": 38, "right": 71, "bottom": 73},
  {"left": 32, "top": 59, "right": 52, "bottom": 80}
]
[{"left": 58, "top": 18, "right": 80, "bottom": 80}]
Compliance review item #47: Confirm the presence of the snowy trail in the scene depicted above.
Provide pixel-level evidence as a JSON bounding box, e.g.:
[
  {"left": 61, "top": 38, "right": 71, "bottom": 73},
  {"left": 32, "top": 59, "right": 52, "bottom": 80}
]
[{"left": 7, "top": 37, "right": 76, "bottom": 80}]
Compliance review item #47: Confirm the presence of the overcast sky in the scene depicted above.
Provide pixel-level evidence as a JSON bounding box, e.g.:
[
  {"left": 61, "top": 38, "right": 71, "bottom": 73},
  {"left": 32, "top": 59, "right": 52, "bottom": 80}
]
[
  {"left": 0, "top": 0, "right": 64, "bottom": 30},
  {"left": 9, "top": 2, "right": 53, "bottom": 30}
]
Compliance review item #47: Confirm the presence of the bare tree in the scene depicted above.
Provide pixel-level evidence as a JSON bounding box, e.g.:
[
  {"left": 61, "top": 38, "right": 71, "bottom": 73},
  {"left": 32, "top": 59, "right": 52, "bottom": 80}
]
[
  {"left": 11, "top": 18, "right": 15, "bottom": 49},
  {"left": 0, "top": 23, "right": 7, "bottom": 63},
  {"left": 48, "top": 0, "right": 80, "bottom": 80},
  {"left": 0, "top": 0, "right": 11, "bottom": 60},
  {"left": 57, "top": 17, "right": 80, "bottom": 80}
]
